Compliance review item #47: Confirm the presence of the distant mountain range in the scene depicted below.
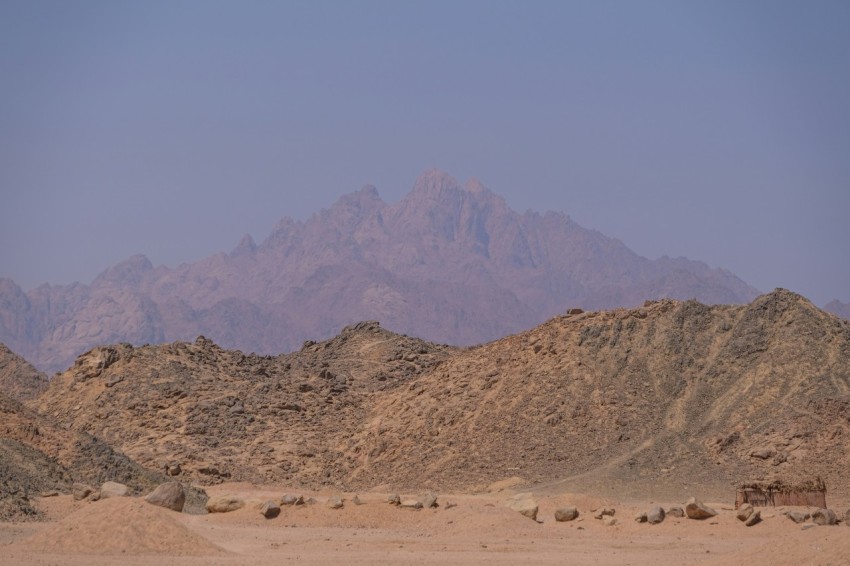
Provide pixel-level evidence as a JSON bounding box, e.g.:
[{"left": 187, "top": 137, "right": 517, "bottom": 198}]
[{"left": 0, "top": 169, "right": 765, "bottom": 373}]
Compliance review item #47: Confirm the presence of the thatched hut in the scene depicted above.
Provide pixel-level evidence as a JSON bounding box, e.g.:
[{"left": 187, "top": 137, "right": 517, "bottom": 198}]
[{"left": 735, "top": 478, "right": 826, "bottom": 509}]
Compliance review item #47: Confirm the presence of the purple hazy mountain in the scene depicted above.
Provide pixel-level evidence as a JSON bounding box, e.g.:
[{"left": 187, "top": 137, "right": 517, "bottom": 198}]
[{"left": 0, "top": 170, "right": 758, "bottom": 373}]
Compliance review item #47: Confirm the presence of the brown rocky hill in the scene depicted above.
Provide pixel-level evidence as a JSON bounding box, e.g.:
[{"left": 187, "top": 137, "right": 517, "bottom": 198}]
[
  {"left": 34, "top": 290, "right": 850, "bottom": 502},
  {"left": 0, "top": 170, "right": 757, "bottom": 373},
  {"left": 0, "top": 343, "right": 47, "bottom": 402},
  {"left": 0, "top": 390, "right": 177, "bottom": 521},
  {"left": 34, "top": 322, "right": 453, "bottom": 486}
]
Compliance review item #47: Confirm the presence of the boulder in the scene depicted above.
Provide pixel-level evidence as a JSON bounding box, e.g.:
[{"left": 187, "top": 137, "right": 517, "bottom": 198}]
[
  {"left": 421, "top": 491, "right": 438, "bottom": 509},
  {"left": 745, "top": 510, "right": 761, "bottom": 527},
  {"left": 206, "top": 495, "right": 245, "bottom": 513},
  {"left": 280, "top": 493, "right": 304, "bottom": 506},
  {"left": 786, "top": 511, "right": 810, "bottom": 524},
  {"left": 327, "top": 496, "right": 344, "bottom": 509},
  {"left": 260, "top": 500, "right": 280, "bottom": 519},
  {"left": 647, "top": 506, "right": 665, "bottom": 524},
  {"left": 812, "top": 508, "right": 837, "bottom": 526},
  {"left": 145, "top": 482, "right": 186, "bottom": 512},
  {"left": 554, "top": 506, "right": 579, "bottom": 522},
  {"left": 99, "top": 481, "right": 129, "bottom": 499},
  {"left": 73, "top": 483, "right": 94, "bottom": 501},
  {"left": 736, "top": 503, "right": 754, "bottom": 522},
  {"left": 666, "top": 506, "right": 685, "bottom": 518},
  {"left": 505, "top": 494, "right": 538, "bottom": 521},
  {"left": 685, "top": 498, "right": 717, "bottom": 520},
  {"left": 593, "top": 507, "right": 615, "bottom": 519},
  {"left": 387, "top": 493, "right": 401, "bottom": 505},
  {"left": 634, "top": 512, "right": 648, "bottom": 523}
]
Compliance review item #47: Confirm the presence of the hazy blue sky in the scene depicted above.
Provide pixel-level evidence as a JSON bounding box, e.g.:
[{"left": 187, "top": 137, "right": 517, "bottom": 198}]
[{"left": 1, "top": 1, "right": 848, "bottom": 304}]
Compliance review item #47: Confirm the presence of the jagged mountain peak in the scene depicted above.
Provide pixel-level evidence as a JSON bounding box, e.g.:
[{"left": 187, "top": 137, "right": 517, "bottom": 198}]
[{"left": 92, "top": 254, "right": 153, "bottom": 287}]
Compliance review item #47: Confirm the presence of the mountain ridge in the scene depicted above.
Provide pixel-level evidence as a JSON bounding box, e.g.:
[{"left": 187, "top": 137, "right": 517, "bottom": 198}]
[{"left": 1, "top": 170, "right": 758, "bottom": 373}]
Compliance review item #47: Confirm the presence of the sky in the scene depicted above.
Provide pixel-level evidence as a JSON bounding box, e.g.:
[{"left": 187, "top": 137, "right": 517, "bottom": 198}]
[{"left": 1, "top": 0, "right": 848, "bottom": 305}]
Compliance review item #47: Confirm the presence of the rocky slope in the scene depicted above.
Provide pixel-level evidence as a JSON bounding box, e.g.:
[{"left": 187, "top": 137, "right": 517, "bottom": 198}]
[
  {"left": 33, "top": 290, "right": 850, "bottom": 501},
  {"left": 0, "top": 170, "right": 757, "bottom": 373},
  {"left": 0, "top": 391, "right": 174, "bottom": 521},
  {"left": 0, "top": 343, "right": 47, "bottom": 402}
]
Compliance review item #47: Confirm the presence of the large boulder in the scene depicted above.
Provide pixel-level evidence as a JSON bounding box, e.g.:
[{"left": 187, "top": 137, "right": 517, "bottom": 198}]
[
  {"left": 99, "top": 481, "right": 128, "bottom": 499},
  {"left": 505, "top": 493, "right": 538, "bottom": 521},
  {"left": 745, "top": 510, "right": 761, "bottom": 526},
  {"left": 206, "top": 495, "right": 245, "bottom": 513},
  {"left": 685, "top": 498, "right": 717, "bottom": 520},
  {"left": 145, "top": 482, "right": 186, "bottom": 512},
  {"left": 736, "top": 503, "right": 754, "bottom": 522}
]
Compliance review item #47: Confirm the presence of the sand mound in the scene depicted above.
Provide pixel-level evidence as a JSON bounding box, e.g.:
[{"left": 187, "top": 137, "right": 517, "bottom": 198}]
[{"left": 14, "top": 497, "right": 223, "bottom": 556}]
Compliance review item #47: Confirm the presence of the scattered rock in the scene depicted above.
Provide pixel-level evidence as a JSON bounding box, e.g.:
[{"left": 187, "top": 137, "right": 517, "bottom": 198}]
[
  {"left": 352, "top": 495, "right": 364, "bottom": 505},
  {"left": 505, "top": 494, "right": 538, "bottom": 521},
  {"left": 736, "top": 503, "right": 754, "bottom": 522},
  {"left": 749, "top": 447, "right": 775, "bottom": 459},
  {"left": 593, "top": 507, "right": 615, "bottom": 519},
  {"left": 634, "top": 512, "right": 648, "bottom": 523},
  {"left": 666, "top": 506, "right": 685, "bottom": 518},
  {"left": 206, "top": 495, "right": 245, "bottom": 513},
  {"left": 260, "top": 500, "right": 280, "bottom": 519},
  {"left": 568, "top": 308, "right": 584, "bottom": 315},
  {"left": 387, "top": 494, "right": 401, "bottom": 505},
  {"left": 73, "top": 483, "right": 94, "bottom": 501},
  {"left": 603, "top": 516, "right": 617, "bottom": 526},
  {"left": 40, "top": 491, "right": 59, "bottom": 498},
  {"left": 445, "top": 501, "right": 457, "bottom": 509},
  {"left": 745, "top": 510, "right": 761, "bottom": 526},
  {"left": 812, "top": 508, "right": 837, "bottom": 526},
  {"left": 327, "top": 496, "right": 344, "bottom": 509},
  {"left": 685, "top": 498, "right": 717, "bottom": 520},
  {"left": 165, "top": 462, "right": 182, "bottom": 476},
  {"left": 280, "top": 494, "right": 304, "bottom": 506},
  {"left": 786, "top": 511, "right": 810, "bottom": 524},
  {"left": 801, "top": 523, "right": 816, "bottom": 531},
  {"left": 421, "top": 491, "right": 438, "bottom": 509},
  {"left": 554, "top": 506, "right": 579, "bottom": 522},
  {"left": 400, "top": 499, "right": 423, "bottom": 510},
  {"left": 845, "top": 508, "right": 850, "bottom": 525},
  {"left": 99, "top": 481, "right": 128, "bottom": 499},
  {"left": 144, "top": 482, "right": 186, "bottom": 512},
  {"left": 647, "top": 506, "right": 665, "bottom": 524}
]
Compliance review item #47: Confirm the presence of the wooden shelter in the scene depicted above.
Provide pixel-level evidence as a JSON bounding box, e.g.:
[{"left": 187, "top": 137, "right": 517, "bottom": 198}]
[{"left": 735, "top": 478, "right": 826, "bottom": 509}]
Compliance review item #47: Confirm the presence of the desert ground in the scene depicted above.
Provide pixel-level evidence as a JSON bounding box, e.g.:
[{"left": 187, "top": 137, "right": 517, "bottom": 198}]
[{"left": 2, "top": 483, "right": 849, "bottom": 566}]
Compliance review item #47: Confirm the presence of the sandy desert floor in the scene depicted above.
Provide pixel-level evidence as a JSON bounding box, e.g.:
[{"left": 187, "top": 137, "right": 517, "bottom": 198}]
[{"left": 2, "top": 483, "right": 849, "bottom": 566}]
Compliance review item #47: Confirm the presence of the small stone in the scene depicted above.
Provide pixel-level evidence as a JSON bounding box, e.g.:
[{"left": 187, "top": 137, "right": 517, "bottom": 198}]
[
  {"left": 812, "top": 508, "right": 837, "bottom": 526},
  {"left": 99, "top": 481, "right": 129, "bottom": 499},
  {"left": 280, "top": 493, "right": 304, "bottom": 506},
  {"left": 685, "top": 498, "right": 717, "bottom": 520},
  {"left": 647, "top": 506, "right": 665, "bottom": 524},
  {"left": 593, "top": 507, "right": 615, "bottom": 519},
  {"left": 603, "top": 516, "right": 617, "bottom": 526},
  {"left": 73, "top": 483, "right": 93, "bottom": 501},
  {"left": 554, "top": 506, "right": 579, "bottom": 522},
  {"left": 421, "top": 491, "right": 438, "bottom": 509},
  {"left": 387, "top": 493, "right": 401, "bottom": 505},
  {"left": 145, "top": 482, "right": 186, "bottom": 512},
  {"left": 745, "top": 510, "right": 761, "bottom": 526},
  {"left": 327, "top": 496, "right": 344, "bottom": 509},
  {"left": 666, "top": 506, "right": 685, "bottom": 518},
  {"left": 40, "top": 491, "right": 59, "bottom": 498},
  {"left": 206, "top": 495, "right": 245, "bottom": 513},
  {"left": 505, "top": 494, "right": 538, "bottom": 521},
  {"left": 352, "top": 495, "right": 364, "bottom": 505},
  {"left": 736, "top": 503, "right": 754, "bottom": 522},
  {"left": 260, "top": 500, "right": 281, "bottom": 519},
  {"left": 634, "top": 512, "right": 648, "bottom": 523}
]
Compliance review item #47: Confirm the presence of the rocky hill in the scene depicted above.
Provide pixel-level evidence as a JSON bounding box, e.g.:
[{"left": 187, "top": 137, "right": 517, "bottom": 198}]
[
  {"left": 0, "top": 170, "right": 757, "bottom": 373},
  {"left": 0, "top": 343, "right": 47, "bottom": 402},
  {"left": 33, "top": 290, "right": 850, "bottom": 501},
  {"left": 0, "top": 390, "right": 173, "bottom": 521}
]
